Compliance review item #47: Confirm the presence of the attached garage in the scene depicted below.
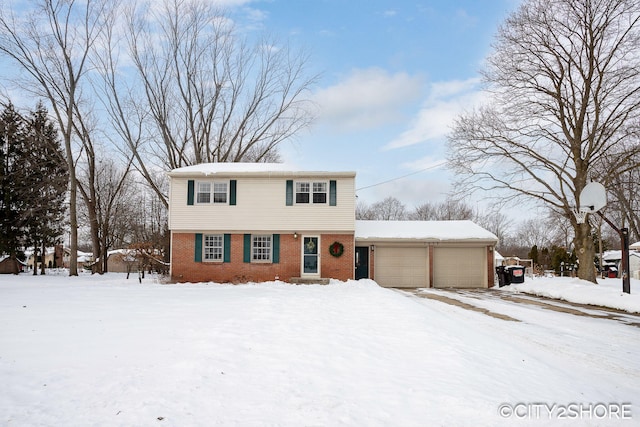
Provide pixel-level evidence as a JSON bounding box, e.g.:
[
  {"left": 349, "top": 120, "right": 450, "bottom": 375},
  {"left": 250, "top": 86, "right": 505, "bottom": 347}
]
[
  {"left": 433, "top": 246, "right": 487, "bottom": 288},
  {"left": 355, "top": 220, "right": 498, "bottom": 289},
  {"left": 374, "top": 246, "right": 428, "bottom": 288}
]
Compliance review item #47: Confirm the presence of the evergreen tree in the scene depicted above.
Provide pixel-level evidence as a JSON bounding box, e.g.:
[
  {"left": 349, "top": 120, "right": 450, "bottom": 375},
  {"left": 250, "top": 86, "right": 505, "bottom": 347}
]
[
  {"left": 0, "top": 102, "right": 68, "bottom": 274},
  {"left": 23, "top": 102, "right": 68, "bottom": 275},
  {"left": 0, "top": 103, "right": 29, "bottom": 273}
]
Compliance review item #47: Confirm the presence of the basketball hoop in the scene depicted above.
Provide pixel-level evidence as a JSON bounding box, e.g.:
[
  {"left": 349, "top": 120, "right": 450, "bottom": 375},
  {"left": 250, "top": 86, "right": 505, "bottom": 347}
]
[
  {"left": 573, "top": 182, "right": 607, "bottom": 225},
  {"left": 573, "top": 208, "right": 589, "bottom": 224}
]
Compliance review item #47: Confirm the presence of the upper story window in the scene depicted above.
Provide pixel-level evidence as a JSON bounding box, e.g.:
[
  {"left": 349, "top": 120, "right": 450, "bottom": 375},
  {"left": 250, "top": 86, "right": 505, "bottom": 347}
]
[
  {"left": 196, "top": 181, "right": 228, "bottom": 204},
  {"left": 295, "top": 181, "right": 327, "bottom": 204}
]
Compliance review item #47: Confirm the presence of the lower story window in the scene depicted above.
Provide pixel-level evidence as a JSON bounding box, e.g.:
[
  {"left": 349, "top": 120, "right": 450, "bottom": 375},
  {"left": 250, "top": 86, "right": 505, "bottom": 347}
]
[
  {"left": 204, "top": 234, "right": 223, "bottom": 261},
  {"left": 252, "top": 235, "right": 272, "bottom": 261}
]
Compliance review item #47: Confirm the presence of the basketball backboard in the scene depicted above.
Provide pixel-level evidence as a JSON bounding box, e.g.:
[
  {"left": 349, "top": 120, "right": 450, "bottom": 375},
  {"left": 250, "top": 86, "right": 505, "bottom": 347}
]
[
  {"left": 573, "top": 181, "right": 607, "bottom": 224},
  {"left": 579, "top": 181, "right": 607, "bottom": 213}
]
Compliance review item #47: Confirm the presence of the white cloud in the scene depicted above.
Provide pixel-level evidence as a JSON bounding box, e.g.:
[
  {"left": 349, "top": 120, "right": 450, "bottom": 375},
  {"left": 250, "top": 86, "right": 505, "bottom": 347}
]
[
  {"left": 313, "top": 68, "right": 424, "bottom": 131},
  {"left": 384, "top": 77, "right": 487, "bottom": 150}
]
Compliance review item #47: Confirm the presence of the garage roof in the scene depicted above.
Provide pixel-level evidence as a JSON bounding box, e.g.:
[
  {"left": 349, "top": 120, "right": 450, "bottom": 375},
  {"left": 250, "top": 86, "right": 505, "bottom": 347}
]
[{"left": 355, "top": 220, "right": 498, "bottom": 243}]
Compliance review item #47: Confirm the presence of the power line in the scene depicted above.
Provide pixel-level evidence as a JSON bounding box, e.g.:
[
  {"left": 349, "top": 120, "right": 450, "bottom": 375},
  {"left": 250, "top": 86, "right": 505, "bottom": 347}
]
[{"left": 355, "top": 161, "right": 446, "bottom": 191}]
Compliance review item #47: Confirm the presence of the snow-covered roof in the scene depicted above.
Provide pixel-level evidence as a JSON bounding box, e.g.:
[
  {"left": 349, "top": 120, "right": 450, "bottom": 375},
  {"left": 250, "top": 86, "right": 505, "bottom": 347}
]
[
  {"left": 355, "top": 220, "right": 498, "bottom": 242},
  {"left": 603, "top": 250, "right": 622, "bottom": 261},
  {"left": 602, "top": 249, "right": 640, "bottom": 261},
  {"left": 168, "top": 162, "right": 355, "bottom": 177}
]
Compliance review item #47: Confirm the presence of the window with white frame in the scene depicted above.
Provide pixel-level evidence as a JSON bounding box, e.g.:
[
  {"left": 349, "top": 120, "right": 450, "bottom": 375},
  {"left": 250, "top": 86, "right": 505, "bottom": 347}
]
[
  {"left": 197, "top": 182, "right": 211, "bottom": 204},
  {"left": 196, "top": 181, "right": 228, "bottom": 204},
  {"left": 295, "top": 181, "right": 327, "bottom": 204},
  {"left": 252, "top": 235, "right": 272, "bottom": 261},
  {"left": 204, "top": 234, "right": 223, "bottom": 261},
  {"left": 213, "top": 182, "right": 228, "bottom": 203}
]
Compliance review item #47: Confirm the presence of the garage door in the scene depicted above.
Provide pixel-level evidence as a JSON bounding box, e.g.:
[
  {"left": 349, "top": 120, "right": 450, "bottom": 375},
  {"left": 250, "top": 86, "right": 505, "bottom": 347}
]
[
  {"left": 375, "top": 247, "right": 428, "bottom": 288},
  {"left": 433, "top": 247, "right": 486, "bottom": 288}
]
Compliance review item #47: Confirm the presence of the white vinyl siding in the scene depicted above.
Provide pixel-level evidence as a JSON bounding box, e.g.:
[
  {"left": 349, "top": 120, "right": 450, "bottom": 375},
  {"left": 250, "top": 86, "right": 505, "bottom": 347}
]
[{"left": 170, "top": 176, "right": 355, "bottom": 232}]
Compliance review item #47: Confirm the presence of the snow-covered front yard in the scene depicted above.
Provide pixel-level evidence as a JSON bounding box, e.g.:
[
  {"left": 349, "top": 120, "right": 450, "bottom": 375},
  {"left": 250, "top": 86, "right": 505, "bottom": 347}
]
[{"left": 1, "top": 272, "right": 638, "bottom": 426}]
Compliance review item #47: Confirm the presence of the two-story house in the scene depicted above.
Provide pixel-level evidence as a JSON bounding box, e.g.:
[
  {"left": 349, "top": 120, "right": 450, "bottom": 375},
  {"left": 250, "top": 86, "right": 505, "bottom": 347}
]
[
  {"left": 168, "top": 163, "right": 356, "bottom": 283},
  {"left": 168, "top": 163, "right": 499, "bottom": 287}
]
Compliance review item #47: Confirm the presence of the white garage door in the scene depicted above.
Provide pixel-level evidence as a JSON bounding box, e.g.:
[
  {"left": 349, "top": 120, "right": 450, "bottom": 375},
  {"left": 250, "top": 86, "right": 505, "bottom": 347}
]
[
  {"left": 375, "top": 247, "right": 428, "bottom": 288},
  {"left": 433, "top": 247, "right": 486, "bottom": 288}
]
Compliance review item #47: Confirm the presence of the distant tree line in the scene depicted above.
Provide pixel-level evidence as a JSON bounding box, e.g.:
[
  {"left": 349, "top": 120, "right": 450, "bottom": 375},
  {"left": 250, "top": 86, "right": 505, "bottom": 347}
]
[{"left": 0, "top": 103, "right": 68, "bottom": 274}]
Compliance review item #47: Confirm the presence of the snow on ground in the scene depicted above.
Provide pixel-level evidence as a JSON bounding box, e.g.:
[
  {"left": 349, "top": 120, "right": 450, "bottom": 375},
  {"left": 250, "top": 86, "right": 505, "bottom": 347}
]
[
  {"left": 1, "top": 271, "right": 638, "bottom": 426},
  {"left": 502, "top": 276, "right": 640, "bottom": 313}
]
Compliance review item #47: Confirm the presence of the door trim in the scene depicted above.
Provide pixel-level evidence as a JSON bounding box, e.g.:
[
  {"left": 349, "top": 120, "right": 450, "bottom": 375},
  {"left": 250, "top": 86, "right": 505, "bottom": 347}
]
[{"left": 301, "top": 235, "right": 321, "bottom": 277}]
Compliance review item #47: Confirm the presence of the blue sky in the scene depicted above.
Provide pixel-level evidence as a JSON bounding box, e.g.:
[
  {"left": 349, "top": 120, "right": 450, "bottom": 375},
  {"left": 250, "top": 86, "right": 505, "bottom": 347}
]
[{"left": 226, "top": 0, "right": 521, "bottom": 209}]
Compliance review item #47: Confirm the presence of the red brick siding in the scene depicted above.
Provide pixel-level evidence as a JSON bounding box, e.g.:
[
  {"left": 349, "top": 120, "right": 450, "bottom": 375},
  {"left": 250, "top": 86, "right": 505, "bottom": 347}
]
[
  {"left": 171, "top": 232, "right": 354, "bottom": 283},
  {"left": 321, "top": 234, "right": 354, "bottom": 281}
]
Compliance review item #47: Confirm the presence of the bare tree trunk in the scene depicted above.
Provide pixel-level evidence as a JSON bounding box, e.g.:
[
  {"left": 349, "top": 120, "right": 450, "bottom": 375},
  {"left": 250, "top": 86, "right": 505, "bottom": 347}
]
[
  {"left": 32, "top": 246, "right": 38, "bottom": 276},
  {"left": 40, "top": 242, "right": 46, "bottom": 275},
  {"left": 574, "top": 222, "right": 596, "bottom": 282}
]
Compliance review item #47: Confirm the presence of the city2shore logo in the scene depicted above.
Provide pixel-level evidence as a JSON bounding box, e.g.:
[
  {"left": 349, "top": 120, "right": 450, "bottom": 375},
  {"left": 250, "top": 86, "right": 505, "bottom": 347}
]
[{"left": 498, "top": 402, "right": 632, "bottom": 420}]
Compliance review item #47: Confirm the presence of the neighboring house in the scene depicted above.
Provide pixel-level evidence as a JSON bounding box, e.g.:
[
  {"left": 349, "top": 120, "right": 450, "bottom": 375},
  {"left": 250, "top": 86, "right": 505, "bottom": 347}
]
[
  {"left": 0, "top": 255, "right": 26, "bottom": 274},
  {"left": 107, "top": 249, "right": 138, "bottom": 273},
  {"left": 26, "top": 245, "right": 65, "bottom": 270},
  {"left": 168, "top": 163, "right": 498, "bottom": 287},
  {"left": 631, "top": 252, "right": 640, "bottom": 280},
  {"left": 602, "top": 249, "right": 640, "bottom": 278}
]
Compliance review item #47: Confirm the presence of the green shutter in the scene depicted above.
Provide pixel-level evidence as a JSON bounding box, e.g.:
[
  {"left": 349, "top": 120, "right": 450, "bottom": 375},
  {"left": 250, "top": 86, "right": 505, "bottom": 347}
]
[
  {"left": 187, "top": 180, "right": 195, "bottom": 205},
  {"left": 194, "top": 233, "right": 202, "bottom": 262},
  {"left": 224, "top": 234, "right": 231, "bottom": 262},
  {"left": 229, "top": 180, "right": 237, "bottom": 205},
  {"left": 243, "top": 234, "right": 251, "bottom": 263},
  {"left": 272, "top": 234, "right": 280, "bottom": 264},
  {"left": 329, "top": 180, "right": 337, "bottom": 206},
  {"left": 286, "top": 180, "right": 293, "bottom": 206}
]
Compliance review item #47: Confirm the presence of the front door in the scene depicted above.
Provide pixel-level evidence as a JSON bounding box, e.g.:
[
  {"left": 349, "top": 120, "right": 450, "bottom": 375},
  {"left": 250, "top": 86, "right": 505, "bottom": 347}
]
[
  {"left": 302, "top": 236, "right": 319, "bottom": 276},
  {"left": 355, "top": 246, "right": 369, "bottom": 279}
]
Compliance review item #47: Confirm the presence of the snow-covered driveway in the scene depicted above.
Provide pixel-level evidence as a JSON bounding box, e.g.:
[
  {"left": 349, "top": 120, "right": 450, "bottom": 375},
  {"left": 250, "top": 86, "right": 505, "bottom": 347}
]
[
  {"left": 1, "top": 273, "right": 638, "bottom": 426},
  {"left": 406, "top": 287, "right": 640, "bottom": 326}
]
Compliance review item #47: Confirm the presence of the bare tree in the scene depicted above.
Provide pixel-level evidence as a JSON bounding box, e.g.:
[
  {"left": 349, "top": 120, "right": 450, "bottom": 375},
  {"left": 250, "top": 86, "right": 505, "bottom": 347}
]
[
  {"left": 356, "top": 198, "right": 406, "bottom": 220},
  {"left": 411, "top": 198, "right": 474, "bottom": 220},
  {"left": 606, "top": 157, "right": 640, "bottom": 242},
  {"left": 95, "top": 0, "right": 317, "bottom": 207},
  {"left": 0, "top": 0, "right": 112, "bottom": 276},
  {"left": 448, "top": 0, "right": 640, "bottom": 282},
  {"left": 475, "top": 210, "right": 513, "bottom": 251},
  {"left": 78, "top": 156, "right": 135, "bottom": 273}
]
